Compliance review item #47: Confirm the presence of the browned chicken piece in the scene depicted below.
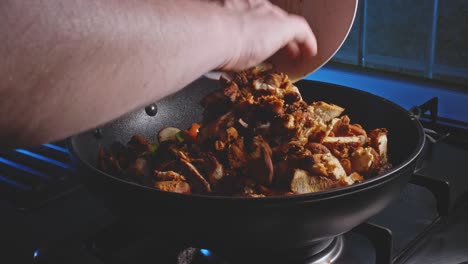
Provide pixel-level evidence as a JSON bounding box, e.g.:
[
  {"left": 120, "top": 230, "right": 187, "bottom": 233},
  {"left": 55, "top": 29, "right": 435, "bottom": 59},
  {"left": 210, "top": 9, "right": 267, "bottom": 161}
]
[
  {"left": 251, "top": 71, "right": 302, "bottom": 103},
  {"left": 281, "top": 143, "right": 314, "bottom": 174},
  {"left": 235, "top": 178, "right": 268, "bottom": 197},
  {"left": 321, "top": 136, "right": 366, "bottom": 159},
  {"left": 256, "top": 95, "right": 285, "bottom": 115},
  {"left": 281, "top": 114, "right": 296, "bottom": 130},
  {"left": 214, "top": 140, "right": 226, "bottom": 151},
  {"left": 245, "top": 136, "right": 274, "bottom": 185},
  {"left": 98, "top": 148, "right": 124, "bottom": 175},
  {"left": 178, "top": 159, "right": 212, "bottom": 193},
  {"left": 127, "top": 134, "right": 152, "bottom": 154},
  {"left": 154, "top": 170, "right": 187, "bottom": 182},
  {"left": 305, "top": 142, "right": 331, "bottom": 154},
  {"left": 258, "top": 185, "right": 294, "bottom": 196},
  {"left": 331, "top": 115, "right": 349, "bottom": 136},
  {"left": 304, "top": 121, "right": 330, "bottom": 143},
  {"left": 192, "top": 154, "right": 224, "bottom": 186},
  {"left": 348, "top": 124, "right": 367, "bottom": 138},
  {"left": 310, "top": 153, "right": 347, "bottom": 178},
  {"left": 293, "top": 106, "right": 345, "bottom": 143},
  {"left": 340, "top": 158, "right": 352, "bottom": 175},
  {"left": 226, "top": 127, "right": 239, "bottom": 142},
  {"left": 270, "top": 140, "right": 305, "bottom": 163},
  {"left": 228, "top": 137, "right": 248, "bottom": 169},
  {"left": 283, "top": 83, "right": 302, "bottom": 103},
  {"left": 311, "top": 152, "right": 359, "bottom": 185},
  {"left": 231, "top": 70, "right": 249, "bottom": 87},
  {"left": 307, "top": 102, "right": 345, "bottom": 122},
  {"left": 349, "top": 172, "right": 365, "bottom": 183},
  {"left": 223, "top": 81, "right": 241, "bottom": 103},
  {"left": 369, "top": 128, "right": 388, "bottom": 164},
  {"left": 246, "top": 194, "right": 267, "bottom": 198},
  {"left": 207, "top": 157, "right": 224, "bottom": 185},
  {"left": 290, "top": 169, "right": 336, "bottom": 194},
  {"left": 253, "top": 79, "right": 279, "bottom": 94},
  {"left": 285, "top": 108, "right": 325, "bottom": 143},
  {"left": 263, "top": 72, "right": 287, "bottom": 88},
  {"left": 350, "top": 147, "right": 381, "bottom": 174},
  {"left": 126, "top": 157, "right": 150, "bottom": 176},
  {"left": 154, "top": 160, "right": 177, "bottom": 171},
  {"left": 154, "top": 181, "right": 191, "bottom": 194},
  {"left": 322, "top": 136, "right": 366, "bottom": 147},
  {"left": 197, "top": 111, "right": 235, "bottom": 144},
  {"left": 321, "top": 118, "right": 342, "bottom": 138},
  {"left": 331, "top": 115, "right": 368, "bottom": 138},
  {"left": 252, "top": 72, "right": 285, "bottom": 90}
]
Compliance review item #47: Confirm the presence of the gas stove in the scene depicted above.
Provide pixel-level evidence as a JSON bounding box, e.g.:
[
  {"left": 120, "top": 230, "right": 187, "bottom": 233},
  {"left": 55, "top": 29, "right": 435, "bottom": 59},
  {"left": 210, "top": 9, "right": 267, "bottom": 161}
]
[{"left": 1, "top": 94, "right": 467, "bottom": 264}]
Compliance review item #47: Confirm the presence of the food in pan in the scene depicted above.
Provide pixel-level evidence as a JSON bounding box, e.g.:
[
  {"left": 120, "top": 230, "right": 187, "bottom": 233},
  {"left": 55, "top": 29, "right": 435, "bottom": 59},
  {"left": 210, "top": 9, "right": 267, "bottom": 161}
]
[{"left": 98, "top": 65, "right": 391, "bottom": 197}]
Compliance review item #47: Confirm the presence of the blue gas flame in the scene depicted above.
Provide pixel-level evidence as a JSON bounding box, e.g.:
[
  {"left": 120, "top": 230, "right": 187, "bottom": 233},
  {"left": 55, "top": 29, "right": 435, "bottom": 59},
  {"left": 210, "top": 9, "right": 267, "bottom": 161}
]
[{"left": 199, "top": 248, "right": 212, "bottom": 257}]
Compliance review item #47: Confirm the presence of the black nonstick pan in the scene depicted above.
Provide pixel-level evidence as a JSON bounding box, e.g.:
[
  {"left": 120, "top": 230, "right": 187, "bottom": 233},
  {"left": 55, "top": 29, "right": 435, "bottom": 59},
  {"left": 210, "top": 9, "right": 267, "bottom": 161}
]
[{"left": 69, "top": 77, "right": 425, "bottom": 260}]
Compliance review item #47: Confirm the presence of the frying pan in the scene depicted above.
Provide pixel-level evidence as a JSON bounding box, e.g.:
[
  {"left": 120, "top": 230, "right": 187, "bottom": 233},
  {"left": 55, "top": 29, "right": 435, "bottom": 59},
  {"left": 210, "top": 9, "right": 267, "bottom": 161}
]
[{"left": 68, "top": 77, "right": 425, "bottom": 259}]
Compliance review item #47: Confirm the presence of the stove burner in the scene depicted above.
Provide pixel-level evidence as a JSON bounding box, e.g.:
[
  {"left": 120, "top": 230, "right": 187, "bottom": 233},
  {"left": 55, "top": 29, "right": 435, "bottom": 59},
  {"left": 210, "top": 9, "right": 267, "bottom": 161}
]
[
  {"left": 178, "top": 237, "right": 344, "bottom": 264},
  {"left": 307, "top": 237, "right": 343, "bottom": 264}
]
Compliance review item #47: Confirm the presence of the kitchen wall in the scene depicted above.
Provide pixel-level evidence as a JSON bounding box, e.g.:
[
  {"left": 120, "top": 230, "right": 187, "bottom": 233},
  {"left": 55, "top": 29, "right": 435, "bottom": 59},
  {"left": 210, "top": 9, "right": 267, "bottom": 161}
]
[{"left": 332, "top": 0, "right": 468, "bottom": 86}]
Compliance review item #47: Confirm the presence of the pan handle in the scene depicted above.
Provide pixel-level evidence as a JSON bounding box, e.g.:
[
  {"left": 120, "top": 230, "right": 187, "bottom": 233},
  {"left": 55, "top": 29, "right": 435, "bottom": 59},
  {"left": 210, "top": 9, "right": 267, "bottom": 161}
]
[
  {"left": 407, "top": 97, "right": 451, "bottom": 216},
  {"left": 409, "top": 97, "right": 438, "bottom": 123}
]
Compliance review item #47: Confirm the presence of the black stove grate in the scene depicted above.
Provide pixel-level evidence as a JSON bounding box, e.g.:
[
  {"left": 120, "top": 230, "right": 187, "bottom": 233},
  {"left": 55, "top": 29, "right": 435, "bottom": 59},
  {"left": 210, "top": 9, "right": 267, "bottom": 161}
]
[{"left": 0, "top": 141, "right": 80, "bottom": 210}]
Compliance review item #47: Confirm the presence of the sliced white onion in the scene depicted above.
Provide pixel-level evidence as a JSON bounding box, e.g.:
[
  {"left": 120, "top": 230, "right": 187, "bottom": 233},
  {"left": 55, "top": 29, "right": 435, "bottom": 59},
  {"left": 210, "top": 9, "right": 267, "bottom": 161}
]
[{"left": 158, "top": 127, "right": 181, "bottom": 143}]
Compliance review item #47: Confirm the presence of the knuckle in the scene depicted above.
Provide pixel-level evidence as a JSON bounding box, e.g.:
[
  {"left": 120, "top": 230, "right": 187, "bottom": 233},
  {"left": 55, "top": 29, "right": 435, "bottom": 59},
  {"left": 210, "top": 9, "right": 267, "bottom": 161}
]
[{"left": 292, "top": 15, "right": 309, "bottom": 25}]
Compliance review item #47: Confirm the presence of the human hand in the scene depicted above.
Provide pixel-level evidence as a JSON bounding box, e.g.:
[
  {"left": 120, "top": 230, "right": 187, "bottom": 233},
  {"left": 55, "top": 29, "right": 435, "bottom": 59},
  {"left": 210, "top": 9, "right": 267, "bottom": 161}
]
[{"left": 215, "top": 0, "right": 317, "bottom": 76}]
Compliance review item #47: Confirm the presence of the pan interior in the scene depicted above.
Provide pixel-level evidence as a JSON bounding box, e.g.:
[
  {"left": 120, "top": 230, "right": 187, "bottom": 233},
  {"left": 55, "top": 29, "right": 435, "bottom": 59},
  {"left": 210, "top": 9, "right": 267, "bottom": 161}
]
[{"left": 70, "top": 77, "right": 423, "bottom": 198}]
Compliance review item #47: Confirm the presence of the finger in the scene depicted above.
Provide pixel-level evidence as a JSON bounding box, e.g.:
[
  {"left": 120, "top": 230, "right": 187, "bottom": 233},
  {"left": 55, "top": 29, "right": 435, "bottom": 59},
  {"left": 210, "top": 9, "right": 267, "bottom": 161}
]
[
  {"left": 224, "top": 0, "right": 267, "bottom": 10},
  {"left": 287, "top": 15, "right": 318, "bottom": 56},
  {"left": 285, "top": 41, "right": 301, "bottom": 59}
]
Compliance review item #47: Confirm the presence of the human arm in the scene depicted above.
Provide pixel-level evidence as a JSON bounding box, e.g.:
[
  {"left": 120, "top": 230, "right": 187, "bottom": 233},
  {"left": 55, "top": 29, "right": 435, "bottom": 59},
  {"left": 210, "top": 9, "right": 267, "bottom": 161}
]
[{"left": 0, "top": 0, "right": 316, "bottom": 149}]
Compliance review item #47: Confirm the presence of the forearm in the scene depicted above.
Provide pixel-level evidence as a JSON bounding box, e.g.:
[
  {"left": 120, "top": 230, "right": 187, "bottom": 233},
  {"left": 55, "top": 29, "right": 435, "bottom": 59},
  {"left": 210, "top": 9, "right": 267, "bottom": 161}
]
[{"left": 0, "top": 0, "right": 234, "bottom": 149}]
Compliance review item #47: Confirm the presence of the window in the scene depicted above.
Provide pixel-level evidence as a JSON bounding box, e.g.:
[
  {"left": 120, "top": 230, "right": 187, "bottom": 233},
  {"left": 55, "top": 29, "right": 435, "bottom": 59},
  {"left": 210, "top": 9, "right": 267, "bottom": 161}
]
[{"left": 332, "top": 0, "right": 468, "bottom": 86}]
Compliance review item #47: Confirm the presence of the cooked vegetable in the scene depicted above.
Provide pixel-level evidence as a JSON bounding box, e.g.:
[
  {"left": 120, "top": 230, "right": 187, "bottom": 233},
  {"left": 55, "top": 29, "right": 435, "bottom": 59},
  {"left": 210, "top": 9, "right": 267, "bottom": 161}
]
[
  {"left": 98, "top": 66, "right": 391, "bottom": 197},
  {"left": 158, "top": 127, "right": 181, "bottom": 142},
  {"left": 187, "top": 123, "right": 201, "bottom": 140},
  {"left": 175, "top": 131, "right": 186, "bottom": 143},
  {"left": 149, "top": 143, "right": 158, "bottom": 153}
]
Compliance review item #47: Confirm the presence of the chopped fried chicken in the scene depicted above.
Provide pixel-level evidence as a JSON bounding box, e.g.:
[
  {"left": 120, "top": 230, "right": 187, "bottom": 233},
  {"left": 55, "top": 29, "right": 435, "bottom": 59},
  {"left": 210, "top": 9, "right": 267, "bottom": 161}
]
[
  {"left": 154, "top": 181, "right": 191, "bottom": 194},
  {"left": 369, "top": 128, "right": 388, "bottom": 164},
  {"left": 308, "top": 102, "right": 344, "bottom": 122},
  {"left": 98, "top": 65, "right": 390, "bottom": 196},
  {"left": 290, "top": 169, "right": 335, "bottom": 194},
  {"left": 350, "top": 147, "right": 381, "bottom": 174}
]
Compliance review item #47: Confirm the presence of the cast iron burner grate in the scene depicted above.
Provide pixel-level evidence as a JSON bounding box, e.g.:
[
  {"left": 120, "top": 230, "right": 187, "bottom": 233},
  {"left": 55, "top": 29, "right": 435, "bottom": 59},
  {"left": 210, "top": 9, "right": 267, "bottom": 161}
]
[{"left": 0, "top": 141, "right": 80, "bottom": 210}]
